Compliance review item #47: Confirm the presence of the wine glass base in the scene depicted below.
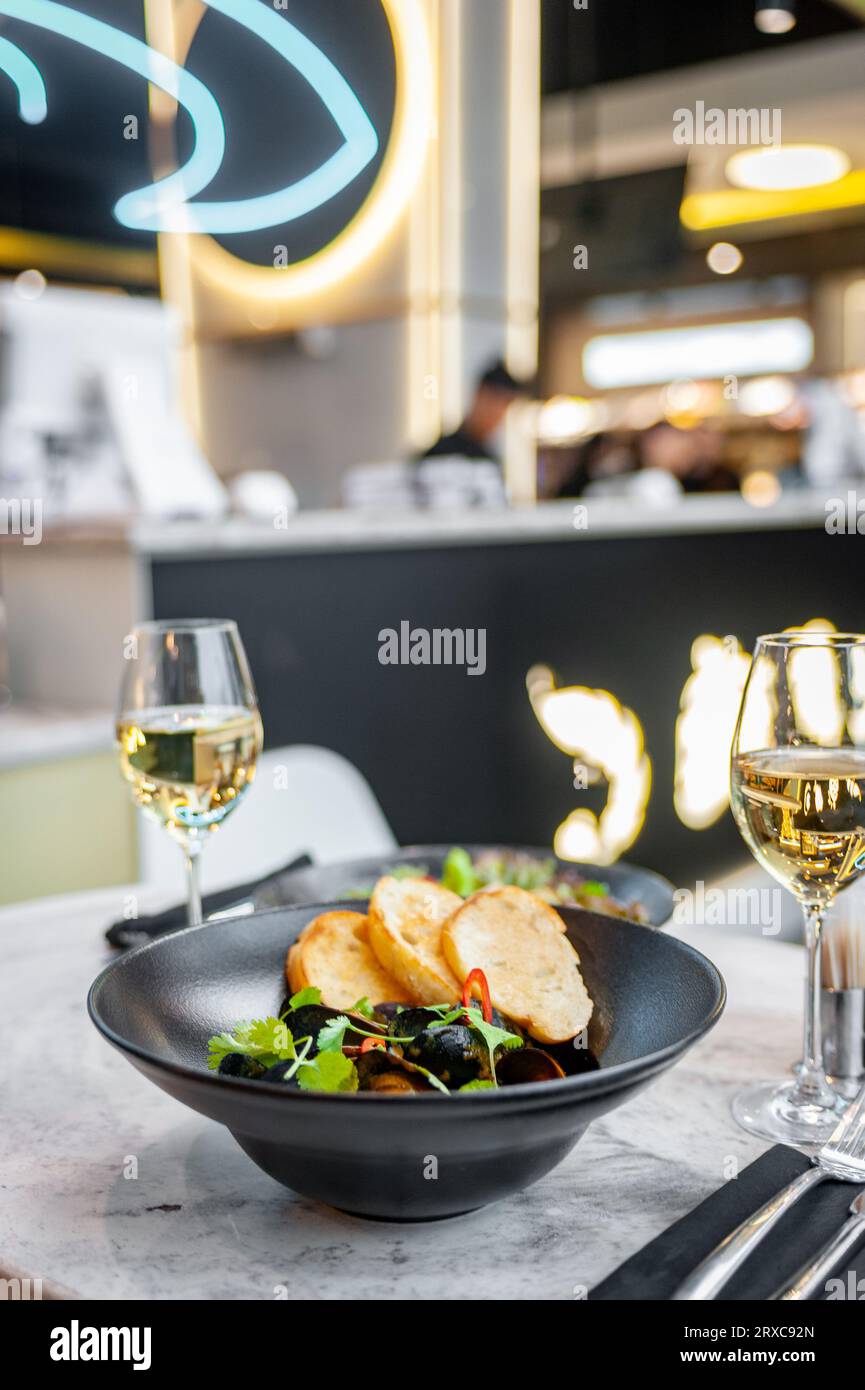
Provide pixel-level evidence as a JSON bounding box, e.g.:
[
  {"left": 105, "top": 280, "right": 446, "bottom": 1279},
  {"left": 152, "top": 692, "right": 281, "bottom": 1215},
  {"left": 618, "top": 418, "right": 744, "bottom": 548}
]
[{"left": 732, "top": 1078, "right": 847, "bottom": 1147}]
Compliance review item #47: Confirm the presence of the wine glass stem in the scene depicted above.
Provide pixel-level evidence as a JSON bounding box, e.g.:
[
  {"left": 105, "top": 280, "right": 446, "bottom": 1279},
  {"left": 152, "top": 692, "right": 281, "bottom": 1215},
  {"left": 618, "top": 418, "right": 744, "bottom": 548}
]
[
  {"left": 797, "top": 901, "right": 826, "bottom": 1100},
  {"left": 185, "top": 847, "right": 203, "bottom": 927}
]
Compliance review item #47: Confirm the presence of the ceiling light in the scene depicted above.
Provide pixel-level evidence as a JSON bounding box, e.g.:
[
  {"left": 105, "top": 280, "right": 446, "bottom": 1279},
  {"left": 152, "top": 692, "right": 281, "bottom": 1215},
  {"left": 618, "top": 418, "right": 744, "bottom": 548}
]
[
  {"left": 755, "top": 3, "right": 796, "bottom": 35},
  {"left": 583, "top": 319, "right": 813, "bottom": 390},
  {"left": 726, "top": 144, "right": 850, "bottom": 192},
  {"left": 738, "top": 376, "right": 796, "bottom": 416},
  {"left": 706, "top": 241, "right": 743, "bottom": 275}
]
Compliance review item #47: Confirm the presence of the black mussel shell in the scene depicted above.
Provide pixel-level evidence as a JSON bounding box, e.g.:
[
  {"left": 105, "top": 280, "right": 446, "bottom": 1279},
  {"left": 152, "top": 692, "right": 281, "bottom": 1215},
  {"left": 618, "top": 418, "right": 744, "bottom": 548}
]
[
  {"left": 495, "top": 1047, "right": 566, "bottom": 1086},
  {"left": 218, "top": 1052, "right": 267, "bottom": 1080},
  {"left": 372, "top": 1001, "right": 405, "bottom": 1024},
  {"left": 281, "top": 1003, "right": 383, "bottom": 1055},
  {"left": 387, "top": 1006, "right": 446, "bottom": 1040},
  {"left": 261, "top": 1059, "right": 301, "bottom": 1087},
  {"left": 404, "top": 1024, "right": 489, "bottom": 1088},
  {"left": 355, "top": 1048, "right": 433, "bottom": 1094},
  {"left": 537, "top": 1038, "right": 600, "bottom": 1077}
]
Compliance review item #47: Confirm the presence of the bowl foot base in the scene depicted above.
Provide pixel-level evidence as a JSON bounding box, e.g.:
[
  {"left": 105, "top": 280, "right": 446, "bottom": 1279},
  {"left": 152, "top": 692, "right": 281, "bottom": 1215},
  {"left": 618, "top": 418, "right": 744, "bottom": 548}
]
[{"left": 334, "top": 1204, "right": 483, "bottom": 1223}]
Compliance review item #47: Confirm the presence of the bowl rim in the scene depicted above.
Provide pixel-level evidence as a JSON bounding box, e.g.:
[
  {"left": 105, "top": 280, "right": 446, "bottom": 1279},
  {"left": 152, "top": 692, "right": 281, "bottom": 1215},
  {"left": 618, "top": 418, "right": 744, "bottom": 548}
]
[
  {"left": 87, "top": 901, "right": 725, "bottom": 1110},
  {"left": 277, "top": 845, "right": 676, "bottom": 925}
]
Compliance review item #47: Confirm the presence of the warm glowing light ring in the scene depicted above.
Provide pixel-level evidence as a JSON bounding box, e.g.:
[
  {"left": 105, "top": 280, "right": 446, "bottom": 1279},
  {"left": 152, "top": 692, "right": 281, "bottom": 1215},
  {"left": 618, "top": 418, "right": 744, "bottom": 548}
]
[
  {"left": 0, "top": 0, "right": 225, "bottom": 221},
  {"left": 0, "top": 36, "right": 47, "bottom": 123},
  {"left": 119, "top": 0, "right": 379, "bottom": 233},
  {"left": 182, "top": 0, "right": 433, "bottom": 305}
]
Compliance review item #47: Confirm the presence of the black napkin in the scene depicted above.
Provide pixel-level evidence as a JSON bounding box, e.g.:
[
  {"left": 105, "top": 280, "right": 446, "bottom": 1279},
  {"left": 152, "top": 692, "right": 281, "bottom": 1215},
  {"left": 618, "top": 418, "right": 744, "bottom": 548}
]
[
  {"left": 105, "top": 853, "right": 313, "bottom": 949},
  {"left": 591, "top": 1146, "right": 865, "bottom": 1300}
]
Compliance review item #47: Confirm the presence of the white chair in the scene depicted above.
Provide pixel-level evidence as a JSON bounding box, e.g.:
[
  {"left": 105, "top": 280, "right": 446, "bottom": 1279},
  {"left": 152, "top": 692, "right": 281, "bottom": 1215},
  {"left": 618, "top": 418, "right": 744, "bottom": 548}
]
[{"left": 137, "top": 744, "right": 397, "bottom": 897}]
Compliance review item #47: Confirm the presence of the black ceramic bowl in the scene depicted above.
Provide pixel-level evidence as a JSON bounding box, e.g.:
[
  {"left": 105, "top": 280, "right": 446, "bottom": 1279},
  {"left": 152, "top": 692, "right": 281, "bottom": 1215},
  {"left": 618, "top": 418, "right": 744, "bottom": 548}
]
[
  {"left": 88, "top": 902, "right": 724, "bottom": 1220},
  {"left": 259, "top": 846, "right": 675, "bottom": 928}
]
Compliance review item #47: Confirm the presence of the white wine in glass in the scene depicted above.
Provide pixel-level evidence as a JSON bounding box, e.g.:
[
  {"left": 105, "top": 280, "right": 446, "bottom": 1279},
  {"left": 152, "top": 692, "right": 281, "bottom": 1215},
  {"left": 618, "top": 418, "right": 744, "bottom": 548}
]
[
  {"left": 730, "top": 632, "right": 865, "bottom": 1144},
  {"left": 117, "top": 622, "right": 263, "bottom": 926}
]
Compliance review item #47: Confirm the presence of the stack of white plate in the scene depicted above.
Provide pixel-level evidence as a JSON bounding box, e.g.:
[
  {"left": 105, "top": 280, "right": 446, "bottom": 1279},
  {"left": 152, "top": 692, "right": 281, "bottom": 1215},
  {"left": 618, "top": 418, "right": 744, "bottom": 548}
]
[
  {"left": 416, "top": 458, "right": 507, "bottom": 510},
  {"left": 342, "top": 462, "right": 419, "bottom": 510}
]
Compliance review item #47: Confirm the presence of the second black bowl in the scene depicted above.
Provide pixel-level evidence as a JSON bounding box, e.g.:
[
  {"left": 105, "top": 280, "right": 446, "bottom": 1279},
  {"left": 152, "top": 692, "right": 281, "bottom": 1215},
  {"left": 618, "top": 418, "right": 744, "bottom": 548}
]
[{"left": 88, "top": 903, "right": 724, "bottom": 1220}]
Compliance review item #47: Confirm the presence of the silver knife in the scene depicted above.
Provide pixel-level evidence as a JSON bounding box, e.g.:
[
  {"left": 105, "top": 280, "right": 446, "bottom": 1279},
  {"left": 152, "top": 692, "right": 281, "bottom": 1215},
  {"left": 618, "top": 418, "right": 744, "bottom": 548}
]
[
  {"left": 777, "top": 1191, "right": 865, "bottom": 1301},
  {"left": 672, "top": 1079, "right": 865, "bottom": 1301}
]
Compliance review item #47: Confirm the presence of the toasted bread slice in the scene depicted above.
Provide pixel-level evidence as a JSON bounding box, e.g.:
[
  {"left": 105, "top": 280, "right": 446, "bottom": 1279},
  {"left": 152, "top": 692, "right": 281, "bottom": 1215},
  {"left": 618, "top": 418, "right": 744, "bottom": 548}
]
[
  {"left": 441, "top": 886, "right": 593, "bottom": 1043},
  {"left": 368, "top": 877, "right": 463, "bottom": 1004},
  {"left": 286, "top": 940, "right": 309, "bottom": 995},
  {"left": 285, "top": 910, "right": 412, "bottom": 1012}
]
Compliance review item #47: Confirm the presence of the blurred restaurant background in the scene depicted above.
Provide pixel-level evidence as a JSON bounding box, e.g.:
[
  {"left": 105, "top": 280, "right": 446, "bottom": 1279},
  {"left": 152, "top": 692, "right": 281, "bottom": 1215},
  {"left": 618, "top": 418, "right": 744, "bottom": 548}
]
[{"left": 2, "top": 0, "right": 865, "bottom": 906}]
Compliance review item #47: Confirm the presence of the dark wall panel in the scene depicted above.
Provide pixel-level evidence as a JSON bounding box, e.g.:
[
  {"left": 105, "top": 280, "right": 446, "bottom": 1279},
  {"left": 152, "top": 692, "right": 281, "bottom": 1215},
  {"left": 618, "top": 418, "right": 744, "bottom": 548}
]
[{"left": 152, "top": 526, "right": 865, "bottom": 883}]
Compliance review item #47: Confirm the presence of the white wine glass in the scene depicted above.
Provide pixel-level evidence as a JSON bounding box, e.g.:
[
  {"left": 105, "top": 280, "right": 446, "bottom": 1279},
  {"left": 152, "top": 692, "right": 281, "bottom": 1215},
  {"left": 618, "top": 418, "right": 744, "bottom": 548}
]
[
  {"left": 731, "top": 631, "right": 865, "bottom": 1144},
  {"left": 117, "top": 620, "right": 263, "bottom": 926}
]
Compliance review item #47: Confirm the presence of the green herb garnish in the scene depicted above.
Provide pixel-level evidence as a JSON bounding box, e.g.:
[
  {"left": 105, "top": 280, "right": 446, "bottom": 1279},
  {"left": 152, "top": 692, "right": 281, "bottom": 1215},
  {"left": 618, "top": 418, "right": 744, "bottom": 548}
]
[
  {"left": 207, "top": 1016, "right": 297, "bottom": 1071},
  {"left": 287, "top": 986, "right": 322, "bottom": 1010},
  {"left": 296, "top": 1050, "right": 358, "bottom": 1093},
  {"left": 464, "top": 1006, "right": 523, "bottom": 1083}
]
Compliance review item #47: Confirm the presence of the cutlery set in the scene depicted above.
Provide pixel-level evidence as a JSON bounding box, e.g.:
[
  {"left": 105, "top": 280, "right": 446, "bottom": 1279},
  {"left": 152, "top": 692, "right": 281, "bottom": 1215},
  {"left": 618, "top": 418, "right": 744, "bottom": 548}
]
[{"left": 674, "top": 1083, "right": 865, "bottom": 1301}]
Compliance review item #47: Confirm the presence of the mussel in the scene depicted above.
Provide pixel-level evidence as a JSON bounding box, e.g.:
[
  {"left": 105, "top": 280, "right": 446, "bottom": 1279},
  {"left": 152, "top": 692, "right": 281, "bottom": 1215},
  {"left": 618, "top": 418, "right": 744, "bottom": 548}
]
[
  {"left": 404, "top": 1024, "right": 490, "bottom": 1088},
  {"left": 260, "top": 1059, "right": 302, "bottom": 1086},
  {"left": 386, "top": 1006, "right": 445, "bottom": 1040},
  {"left": 218, "top": 1053, "right": 267, "bottom": 1080},
  {"left": 354, "top": 1048, "right": 434, "bottom": 1094},
  {"left": 279, "top": 1001, "right": 383, "bottom": 1055},
  {"left": 495, "top": 1047, "right": 566, "bottom": 1086}
]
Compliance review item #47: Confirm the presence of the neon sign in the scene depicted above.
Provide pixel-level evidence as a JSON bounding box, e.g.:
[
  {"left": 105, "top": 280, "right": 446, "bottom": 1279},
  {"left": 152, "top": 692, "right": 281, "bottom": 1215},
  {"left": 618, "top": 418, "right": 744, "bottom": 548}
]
[
  {"left": 528, "top": 666, "right": 652, "bottom": 866},
  {"left": 531, "top": 618, "right": 843, "bottom": 863},
  {"left": 0, "top": 0, "right": 382, "bottom": 235}
]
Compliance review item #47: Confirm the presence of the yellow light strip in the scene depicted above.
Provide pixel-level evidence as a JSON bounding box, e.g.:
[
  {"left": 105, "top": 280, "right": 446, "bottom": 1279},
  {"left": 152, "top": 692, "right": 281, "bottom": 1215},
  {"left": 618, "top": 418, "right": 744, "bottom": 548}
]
[
  {"left": 439, "top": 0, "right": 462, "bottom": 432},
  {"left": 0, "top": 226, "right": 157, "bottom": 285},
  {"left": 406, "top": 0, "right": 441, "bottom": 448},
  {"left": 144, "top": 0, "right": 204, "bottom": 440},
  {"left": 505, "top": 0, "right": 540, "bottom": 378},
  {"left": 504, "top": 0, "right": 540, "bottom": 503},
  {"left": 681, "top": 169, "right": 865, "bottom": 231}
]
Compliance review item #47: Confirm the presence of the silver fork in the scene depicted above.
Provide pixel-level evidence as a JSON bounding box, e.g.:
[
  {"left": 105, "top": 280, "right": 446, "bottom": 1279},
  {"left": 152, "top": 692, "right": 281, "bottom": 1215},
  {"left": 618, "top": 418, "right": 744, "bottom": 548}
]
[{"left": 672, "top": 1081, "right": 865, "bottom": 1301}]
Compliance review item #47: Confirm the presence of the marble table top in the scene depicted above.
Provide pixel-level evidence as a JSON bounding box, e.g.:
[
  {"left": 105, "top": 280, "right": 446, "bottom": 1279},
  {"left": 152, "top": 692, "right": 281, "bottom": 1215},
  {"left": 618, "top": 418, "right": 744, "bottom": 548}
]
[{"left": 1, "top": 885, "right": 802, "bottom": 1301}]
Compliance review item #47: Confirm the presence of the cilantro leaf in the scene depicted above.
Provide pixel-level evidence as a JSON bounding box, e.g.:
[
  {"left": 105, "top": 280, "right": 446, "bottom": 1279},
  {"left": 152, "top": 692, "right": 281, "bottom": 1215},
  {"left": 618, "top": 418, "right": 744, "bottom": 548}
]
[
  {"left": 296, "top": 1051, "right": 358, "bottom": 1093},
  {"left": 287, "top": 986, "right": 322, "bottom": 1010},
  {"left": 458, "top": 1079, "right": 496, "bottom": 1092},
  {"left": 464, "top": 1006, "right": 523, "bottom": 1083},
  {"left": 349, "top": 996, "right": 375, "bottom": 1019},
  {"left": 316, "top": 1015, "right": 351, "bottom": 1053},
  {"left": 207, "top": 1016, "right": 297, "bottom": 1071}
]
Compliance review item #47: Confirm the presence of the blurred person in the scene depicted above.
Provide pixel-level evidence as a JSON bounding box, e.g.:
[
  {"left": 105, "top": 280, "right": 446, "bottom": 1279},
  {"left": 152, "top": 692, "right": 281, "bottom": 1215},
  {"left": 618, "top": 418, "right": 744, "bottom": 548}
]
[
  {"left": 639, "top": 422, "right": 737, "bottom": 493},
  {"left": 795, "top": 379, "right": 865, "bottom": 486},
  {"left": 417, "top": 359, "right": 532, "bottom": 465}
]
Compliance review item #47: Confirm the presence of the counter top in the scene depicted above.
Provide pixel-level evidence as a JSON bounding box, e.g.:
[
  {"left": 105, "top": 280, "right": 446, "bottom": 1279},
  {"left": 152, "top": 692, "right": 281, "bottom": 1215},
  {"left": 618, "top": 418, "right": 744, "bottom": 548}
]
[
  {"left": 0, "top": 704, "right": 114, "bottom": 771},
  {"left": 131, "top": 492, "right": 835, "bottom": 558},
  {"left": 0, "top": 883, "right": 800, "bottom": 1301},
  {"left": 13, "top": 490, "right": 839, "bottom": 560}
]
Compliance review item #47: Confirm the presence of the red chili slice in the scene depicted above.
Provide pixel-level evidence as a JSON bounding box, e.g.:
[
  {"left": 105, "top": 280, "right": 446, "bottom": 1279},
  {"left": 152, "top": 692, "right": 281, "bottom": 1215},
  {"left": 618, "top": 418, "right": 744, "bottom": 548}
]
[
  {"left": 462, "top": 967, "right": 493, "bottom": 1024},
  {"left": 359, "top": 1037, "right": 386, "bottom": 1053}
]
